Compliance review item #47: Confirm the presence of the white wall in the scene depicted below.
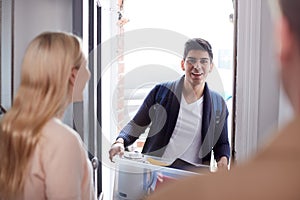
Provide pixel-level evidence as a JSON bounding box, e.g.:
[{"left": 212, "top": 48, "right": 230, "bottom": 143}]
[
  {"left": 257, "top": 0, "right": 280, "bottom": 146},
  {"left": 100, "top": 1, "right": 119, "bottom": 199},
  {"left": 235, "top": 0, "right": 292, "bottom": 163},
  {"left": 14, "top": 0, "right": 73, "bottom": 125},
  {"left": 1, "top": 0, "right": 13, "bottom": 109}
]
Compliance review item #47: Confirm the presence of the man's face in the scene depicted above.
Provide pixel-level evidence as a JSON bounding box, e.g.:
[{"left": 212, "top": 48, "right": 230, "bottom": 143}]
[{"left": 181, "top": 50, "right": 213, "bottom": 87}]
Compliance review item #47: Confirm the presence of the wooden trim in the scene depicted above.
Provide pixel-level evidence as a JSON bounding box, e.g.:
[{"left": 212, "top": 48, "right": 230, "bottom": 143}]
[
  {"left": 0, "top": 0, "right": 2, "bottom": 103},
  {"left": 230, "top": 0, "right": 238, "bottom": 165}
]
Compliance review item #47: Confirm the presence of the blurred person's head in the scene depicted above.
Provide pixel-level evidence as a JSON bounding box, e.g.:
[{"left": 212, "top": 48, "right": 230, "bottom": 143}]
[
  {"left": 181, "top": 38, "right": 214, "bottom": 88},
  {"left": 0, "top": 31, "right": 89, "bottom": 199},
  {"left": 276, "top": 0, "right": 300, "bottom": 113}
]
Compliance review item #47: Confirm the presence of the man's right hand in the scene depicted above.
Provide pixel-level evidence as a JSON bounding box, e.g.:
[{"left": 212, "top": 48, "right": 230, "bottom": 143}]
[{"left": 108, "top": 139, "right": 125, "bottom": 162}]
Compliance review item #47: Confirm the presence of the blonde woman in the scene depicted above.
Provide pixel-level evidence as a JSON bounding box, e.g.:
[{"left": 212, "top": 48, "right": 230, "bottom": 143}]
[{"left": 0, "top": 32, "right": 94, "bottom": 200}]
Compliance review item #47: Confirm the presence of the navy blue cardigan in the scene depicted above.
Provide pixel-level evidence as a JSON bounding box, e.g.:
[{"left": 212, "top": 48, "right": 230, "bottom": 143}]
[{"left": 118, "top": 76, "right": 230, "bottom": 163}]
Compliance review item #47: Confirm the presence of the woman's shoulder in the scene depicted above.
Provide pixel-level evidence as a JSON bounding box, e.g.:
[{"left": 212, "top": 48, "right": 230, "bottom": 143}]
[
  {"left": 35, "top": 118, "right": 88, "bottom": 164},
  {"left": 41, "top": 118, "right": 84, "bottom": 147}
]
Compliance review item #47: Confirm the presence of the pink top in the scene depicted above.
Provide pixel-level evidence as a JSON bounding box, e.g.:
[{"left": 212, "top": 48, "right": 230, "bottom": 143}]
[{"left": 22, "top": 118, "right": 95, "bottom": 200}]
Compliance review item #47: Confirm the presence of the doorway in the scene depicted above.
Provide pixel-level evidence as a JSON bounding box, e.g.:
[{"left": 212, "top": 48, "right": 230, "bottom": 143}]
[{"left": 100, "top": 0, "right": 236, "bottom": 199}]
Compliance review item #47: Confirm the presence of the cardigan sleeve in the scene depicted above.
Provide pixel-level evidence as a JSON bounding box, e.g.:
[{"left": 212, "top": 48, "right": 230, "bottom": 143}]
[
  {"left": 213, "top": 108, "right": 231, "bottom": 162},
  {"left": 117, "top": 85, "right": 159, "bottom": 147}
]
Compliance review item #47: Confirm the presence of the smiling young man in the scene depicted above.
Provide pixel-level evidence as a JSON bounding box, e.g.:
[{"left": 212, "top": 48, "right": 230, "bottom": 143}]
[
  {"left": 109, "top": 38, "right": 230, "bottom": 170},
  {"left": 147, "top": 0, "right": 300, "bottom": 199}
]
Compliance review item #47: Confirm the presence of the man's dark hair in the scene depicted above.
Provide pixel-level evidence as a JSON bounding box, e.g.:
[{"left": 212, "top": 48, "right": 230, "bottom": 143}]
[
  {"left": 279, "top": 0, "right": 300, "bottom": 44},
  {"left": 183, "top": 38, "right": 213, "bottom": 61}
]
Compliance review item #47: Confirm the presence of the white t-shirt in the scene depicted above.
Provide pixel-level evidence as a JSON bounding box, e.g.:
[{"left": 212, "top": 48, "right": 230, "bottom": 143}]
[{"left": 162, "top": 94, "right": 203, "bottom": 164}]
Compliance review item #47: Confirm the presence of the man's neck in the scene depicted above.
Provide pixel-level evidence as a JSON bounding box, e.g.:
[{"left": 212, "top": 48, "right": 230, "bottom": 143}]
[{"left": 182, "top": 81, "right": 205, "bottom": 104}]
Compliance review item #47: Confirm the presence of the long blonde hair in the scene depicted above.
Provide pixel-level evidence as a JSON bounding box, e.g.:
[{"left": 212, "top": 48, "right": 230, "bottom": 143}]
[{"left": 0, "top": 32, "right": 86, "bottom": 199}]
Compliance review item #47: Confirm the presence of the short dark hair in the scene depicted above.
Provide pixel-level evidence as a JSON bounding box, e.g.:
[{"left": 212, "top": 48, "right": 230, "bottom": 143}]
[
  {"left": 183, "top": 38, "right": 213, "bottom": 61},
  {"left": 279, "top": 0, "right": 300, "bottom": 44}
]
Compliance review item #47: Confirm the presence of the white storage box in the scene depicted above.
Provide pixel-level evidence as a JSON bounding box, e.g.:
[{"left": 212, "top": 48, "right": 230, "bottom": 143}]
[{"left": 113, "top": 152, "right": 208, "bottom": 200}]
